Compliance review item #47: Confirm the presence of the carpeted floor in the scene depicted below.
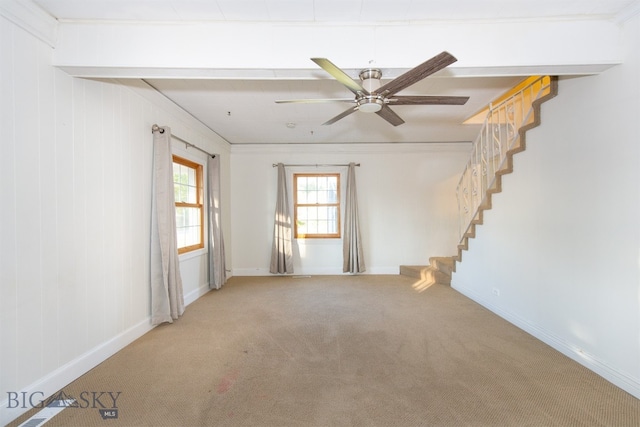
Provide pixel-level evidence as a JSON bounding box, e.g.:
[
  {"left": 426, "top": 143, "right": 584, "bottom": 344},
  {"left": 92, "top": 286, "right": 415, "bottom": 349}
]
[{"left": 10, "top": 275, "right": 640, "bottom": 426}]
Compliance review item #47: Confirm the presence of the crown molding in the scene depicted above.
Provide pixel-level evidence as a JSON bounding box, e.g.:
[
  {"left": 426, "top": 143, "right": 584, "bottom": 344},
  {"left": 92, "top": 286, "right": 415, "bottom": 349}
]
[
  {"left": 230, "top": 142, "right": 472, "bottom": 155},
  {"left": 0, "top": 0, "right": 57, "bottom": 47},
  {"left": 616, "top": 0, "right": 640, "bottom": 23}
]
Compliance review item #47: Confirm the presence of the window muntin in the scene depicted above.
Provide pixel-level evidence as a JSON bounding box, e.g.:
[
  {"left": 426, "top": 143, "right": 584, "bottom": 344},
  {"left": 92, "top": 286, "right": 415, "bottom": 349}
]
[
  {"left": 294, "top": 173, "right": 340, "bottom": 238},
  {"left": 173, "top": 155, "right": 204, "bottom": 253}
]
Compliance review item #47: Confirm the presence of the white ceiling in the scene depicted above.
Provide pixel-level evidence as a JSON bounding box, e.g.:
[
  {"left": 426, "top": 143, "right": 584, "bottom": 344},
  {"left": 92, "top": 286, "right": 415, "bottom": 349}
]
[
  {"left": 142, "top": 75, "right": 524, "bottom": 144},
  {"left": 31, "top": 0, "right": 640, "bottom": 144}
]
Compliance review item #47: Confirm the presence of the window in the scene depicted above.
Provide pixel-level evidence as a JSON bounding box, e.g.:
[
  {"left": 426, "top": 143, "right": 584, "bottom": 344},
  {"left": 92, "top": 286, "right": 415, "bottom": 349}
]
[
  {"left": 294, "top": 173, "right": 340, "bottom": 238},
  {"left": 173, "top": 155, "right": 204, "bottom": 254}
]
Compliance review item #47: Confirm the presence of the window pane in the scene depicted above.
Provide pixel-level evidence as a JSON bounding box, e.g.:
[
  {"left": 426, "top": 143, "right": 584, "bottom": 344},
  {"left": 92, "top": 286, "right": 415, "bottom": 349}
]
[
  {"left": 173, "top": 163, "right": 180, "bottom": 182},
  {"left": 176, "top": 207, "right": 201, "bottom": 227},
  {"left": 182, "top": 184, "right": 189, "bottom": 202},
  {"left": 185, "top": 226, "right": 200, "bottom": 246},
  {"left": 180, "top": 165, "right": 189, "bottom": 185},
  {"left": 297, "top": 206, "right": 308, "bottom": 220},
  {"left": 183, "top": 207, "right": 200, "bottom": 226},
  {"left": 296, "top": 207, "right": 307, "bottom": 234},
  {"left": 307, "top": 190, "right": 317, "bottom": 204},
  {"left": 308, "top": 206, "right": 318, "bottom": 234},
  {"left": 175, "top": 207, "right": 185, "bottom": 227},
  {"left": 176, "top": 208, "right": 201, "bottom": 246},
  {"left": 188, "top": 186, "right": 197, "bottom": 204},
  {"left": 176, "top": 227, "right": 187, "bottom": 248},
  {"left": 297, "top": 223, "right": 307, "bottom": 235},
  {"left": 298, "top": 176, "right": 307, "bottom": 190},
  {"left": 329, "top": 191, "right": 337, "bottom": 203},
  {"left": 317, "top": 176, "right": 327, "bottom": 190},
  {"left": 318, "top": 206, "right": 328, "bottom": 220},
  {"left": 328, "top": 207, "right": 338, "bottom": 232}
]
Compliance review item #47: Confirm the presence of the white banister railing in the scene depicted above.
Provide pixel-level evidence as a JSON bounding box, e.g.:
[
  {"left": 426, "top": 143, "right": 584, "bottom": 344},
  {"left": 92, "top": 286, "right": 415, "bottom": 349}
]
[{"left": 456, "top": 76, "right": 553, "bottom": 241}]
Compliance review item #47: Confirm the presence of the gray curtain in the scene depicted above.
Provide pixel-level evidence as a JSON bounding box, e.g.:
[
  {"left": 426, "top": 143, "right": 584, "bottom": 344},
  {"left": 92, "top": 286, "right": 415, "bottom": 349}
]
[
  {"left": 270, "top": 163, "right": 294, "bottom": 274},
  {"left": 343, "top": 162, "right": 366, "bottom": 273},
  {"left": 207, "top": 155, "right": 227, "bottom": 289},
  {"left": 150, "top": 126, "right": 185, "bottom": 325}
]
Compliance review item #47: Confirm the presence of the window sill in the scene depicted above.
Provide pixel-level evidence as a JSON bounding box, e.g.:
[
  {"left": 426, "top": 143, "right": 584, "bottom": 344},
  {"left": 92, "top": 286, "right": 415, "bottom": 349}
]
[
  {"left": 295, "top": 238, "right": 342, "bottom": 244},
  {"left": 179, "top": 248, "right": 207, "bottom": 261},
  {"left": 295, "top": 238, "right": 341, "bottom": 240}
]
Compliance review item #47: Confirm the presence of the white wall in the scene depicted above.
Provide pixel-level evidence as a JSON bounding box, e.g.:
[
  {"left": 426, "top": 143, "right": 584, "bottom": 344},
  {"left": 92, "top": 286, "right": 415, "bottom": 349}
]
[
  {"left": 452, "top": 14, "right": 640, "bottom": 398},
  {"left": 0, "top": 15, "right": 231, "bottom": 425},
  {"left": 231, "top": 143, "right": 469, "bottom": 275}
]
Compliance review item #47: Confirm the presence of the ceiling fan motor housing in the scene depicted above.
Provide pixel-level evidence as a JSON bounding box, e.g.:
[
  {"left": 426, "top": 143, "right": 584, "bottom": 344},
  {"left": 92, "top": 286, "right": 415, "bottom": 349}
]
[
  {"left": 358, "top": 69, "right": 383, "bottom": 112},
  {"left": 359, "top": 69, "right": 382, "bottom": 91}
]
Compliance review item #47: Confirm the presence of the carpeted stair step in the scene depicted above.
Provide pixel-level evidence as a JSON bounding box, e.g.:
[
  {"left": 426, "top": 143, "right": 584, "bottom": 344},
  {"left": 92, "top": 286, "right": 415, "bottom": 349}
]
[
  {"left": 399, "top": 265, "right": 428, "bottom": 279},
  {"left": 426, "top": 267, "right": 452, "bottom": 286},
  {"left": 430, "top": 256, "right": 455, "bottom": 274},
  {"left": 399, "top": 260, "right": 453, "bottom": 286}
]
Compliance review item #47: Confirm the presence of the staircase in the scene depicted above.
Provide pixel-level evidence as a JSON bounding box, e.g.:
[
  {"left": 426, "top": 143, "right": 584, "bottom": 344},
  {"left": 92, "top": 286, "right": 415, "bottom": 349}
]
[{"left": 400, "top": 76, "right": 558, "bottom": 285}]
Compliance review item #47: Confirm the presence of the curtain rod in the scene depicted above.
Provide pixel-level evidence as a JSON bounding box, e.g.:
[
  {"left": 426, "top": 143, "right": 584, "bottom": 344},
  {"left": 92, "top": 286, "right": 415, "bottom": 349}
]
[
  {"left": 272, "top": 163, "right": 360, "bottom": 167},
  {"left": 152, "top": 124, "right": 215, "bottom": 158}
]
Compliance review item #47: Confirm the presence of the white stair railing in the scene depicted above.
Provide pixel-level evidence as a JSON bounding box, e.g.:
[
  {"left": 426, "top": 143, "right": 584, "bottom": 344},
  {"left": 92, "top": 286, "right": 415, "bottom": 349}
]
[{"left": 456, "top": 76, "right": 553, "bottom": 241}]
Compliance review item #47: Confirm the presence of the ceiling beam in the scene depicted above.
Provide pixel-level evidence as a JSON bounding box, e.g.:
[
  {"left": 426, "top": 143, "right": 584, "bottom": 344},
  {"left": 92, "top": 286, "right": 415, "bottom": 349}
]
[{"left": 53, "top": 19, "right": 623, "bottom": 79}]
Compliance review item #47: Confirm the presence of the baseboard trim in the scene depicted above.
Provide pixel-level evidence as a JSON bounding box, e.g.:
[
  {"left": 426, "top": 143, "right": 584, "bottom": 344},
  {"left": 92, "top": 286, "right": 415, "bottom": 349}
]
[
  {"left": 184, "top": 282, "right": 212, "bottom": 306},
  {"left": 232, "top": 267, "right": 399, "bottom": 276},
  {"left": 0, "top": 318, "right": 153, "bottom": 426},
  {"left": 452, "top": 284, "right": 640, "bottom": 399},
  {"left": 1, "top": 282, "right": 214, "bottom": 425}
]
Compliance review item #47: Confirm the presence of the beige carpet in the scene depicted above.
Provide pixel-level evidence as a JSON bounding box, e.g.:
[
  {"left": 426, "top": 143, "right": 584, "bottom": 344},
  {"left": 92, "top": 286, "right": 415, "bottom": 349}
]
[{"left": 11, "top": 275, "right": 640, "bottom": 426}]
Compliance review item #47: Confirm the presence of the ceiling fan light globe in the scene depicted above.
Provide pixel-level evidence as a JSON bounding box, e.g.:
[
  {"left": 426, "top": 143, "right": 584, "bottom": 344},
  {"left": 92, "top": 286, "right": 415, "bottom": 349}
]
[
  {"left": 359, "top": 103, "right": 382, "bottom": 113},
  {"left": 358, "top": 98, "right": 384, "bottom": 113}
]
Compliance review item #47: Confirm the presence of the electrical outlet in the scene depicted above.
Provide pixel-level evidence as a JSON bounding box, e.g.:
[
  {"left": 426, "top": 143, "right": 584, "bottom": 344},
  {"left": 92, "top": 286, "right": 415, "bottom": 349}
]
[{"left": 492, "top": 287, "right": 500, "bottom": 296}]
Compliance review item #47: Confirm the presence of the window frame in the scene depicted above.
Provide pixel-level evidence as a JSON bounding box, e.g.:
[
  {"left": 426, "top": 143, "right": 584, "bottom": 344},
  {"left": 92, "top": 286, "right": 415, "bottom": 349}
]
[
  {"left": 172, "top": 155, "right": 204, "bottom": 254},
  {"left": 293, "top": 173, "right": 341, "bottom": 239}
]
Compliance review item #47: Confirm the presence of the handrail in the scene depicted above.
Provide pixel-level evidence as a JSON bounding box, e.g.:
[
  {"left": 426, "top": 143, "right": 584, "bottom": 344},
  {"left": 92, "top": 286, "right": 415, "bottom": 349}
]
[{"left": 456, "top": 76, "right": 553, "bottom": 241}]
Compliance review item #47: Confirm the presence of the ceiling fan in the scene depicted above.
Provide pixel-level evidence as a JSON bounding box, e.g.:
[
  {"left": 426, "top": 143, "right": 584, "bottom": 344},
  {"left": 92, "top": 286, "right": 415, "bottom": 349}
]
[{"left": 276, "top": 51, "right": 469, "bottom": 126}]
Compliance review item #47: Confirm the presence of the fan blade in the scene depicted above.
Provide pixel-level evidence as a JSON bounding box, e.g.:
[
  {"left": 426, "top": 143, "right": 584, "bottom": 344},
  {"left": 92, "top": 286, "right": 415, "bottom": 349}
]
[
  {"left": 375, "top": 105, "right": 405, "bottom": 126},
  {"left": 275, "top": 98, "right": 356, "bottom": 104},
  {"left": 376, "top": 51, "right": 457, "bottom": 97},
  {"left": 322, "top": 106, "right": 358, "bottom": 125},
  {"left": 387, "top": 95, "right": 469, "bottom": 105},
  {"left": 311, "top": 58, "right": 369, "bottom": 96}
]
